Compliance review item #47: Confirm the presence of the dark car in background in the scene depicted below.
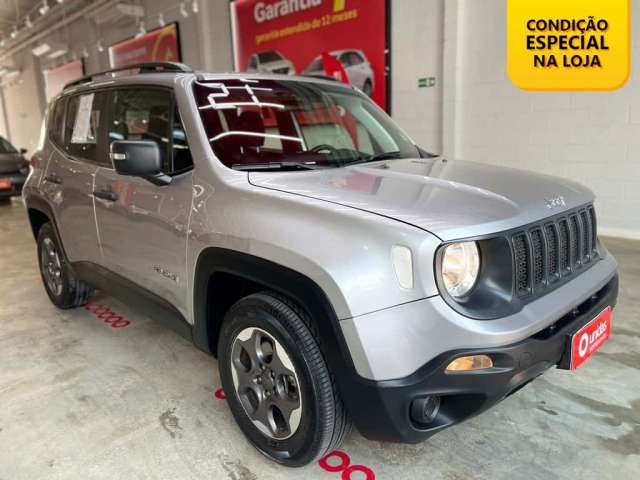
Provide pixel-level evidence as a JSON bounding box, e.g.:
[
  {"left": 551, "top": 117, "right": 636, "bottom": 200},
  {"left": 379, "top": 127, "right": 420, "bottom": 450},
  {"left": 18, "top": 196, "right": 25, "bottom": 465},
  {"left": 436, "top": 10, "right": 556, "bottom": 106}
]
[{"left": 0, "top": 136, "right": 28, "bottom": 201}]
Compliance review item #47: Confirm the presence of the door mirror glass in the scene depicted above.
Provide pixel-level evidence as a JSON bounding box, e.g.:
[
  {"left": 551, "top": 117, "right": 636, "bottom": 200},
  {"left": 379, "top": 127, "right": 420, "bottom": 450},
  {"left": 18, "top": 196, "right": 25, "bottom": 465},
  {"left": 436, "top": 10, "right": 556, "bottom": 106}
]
[{"left": 110, "top": 140, "right": 171, "bottom": 186}]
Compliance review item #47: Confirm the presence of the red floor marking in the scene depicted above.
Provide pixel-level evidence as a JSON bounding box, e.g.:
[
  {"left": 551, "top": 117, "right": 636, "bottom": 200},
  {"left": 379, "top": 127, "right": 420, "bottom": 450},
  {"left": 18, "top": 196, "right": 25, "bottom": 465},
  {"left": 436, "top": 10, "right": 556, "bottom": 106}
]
[
  {"left": 342, "top": 464, "right": 375, "bottom": 480},
  {"left": 319, "top": 450, "right": 351, "bottom": 472},
  {"left": 84, "top": 303, "right": 131, "bottom": 328},
  {"left": 319, "top": 450, "right": 376, "bottom": 479}
]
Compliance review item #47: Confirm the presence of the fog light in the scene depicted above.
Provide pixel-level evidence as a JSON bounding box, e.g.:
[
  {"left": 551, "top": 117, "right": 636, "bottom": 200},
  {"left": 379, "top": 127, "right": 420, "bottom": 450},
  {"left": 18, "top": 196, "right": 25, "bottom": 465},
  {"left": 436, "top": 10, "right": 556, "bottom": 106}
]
[
  {"left": 446, "top": 355, "right": 493, "bottom": 372},
  {"left": 410, "top": 395, "right": 441, "bottom": 425}
]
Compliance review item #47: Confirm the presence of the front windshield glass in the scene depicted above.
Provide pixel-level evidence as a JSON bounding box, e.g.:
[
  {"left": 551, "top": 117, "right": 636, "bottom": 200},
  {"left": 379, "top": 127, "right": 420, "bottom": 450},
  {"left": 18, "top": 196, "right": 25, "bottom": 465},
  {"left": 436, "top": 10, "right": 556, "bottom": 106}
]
[
  {"left": 0, "top": 136, "right": 17, "bottom": 154},
  {"left": 194, "top": 78, "right": 420, "bottom": 170}
]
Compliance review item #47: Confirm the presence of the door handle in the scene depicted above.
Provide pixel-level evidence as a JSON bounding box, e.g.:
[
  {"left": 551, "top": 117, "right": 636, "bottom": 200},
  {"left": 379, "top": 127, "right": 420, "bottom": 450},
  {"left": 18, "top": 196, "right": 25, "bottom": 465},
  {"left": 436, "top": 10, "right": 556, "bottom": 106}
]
[
  {"left": 92, "top": 189, "right": 118, "bottom": 202},
  {"left": 44, "top": 174, "right": 63, "bottom": 185}
]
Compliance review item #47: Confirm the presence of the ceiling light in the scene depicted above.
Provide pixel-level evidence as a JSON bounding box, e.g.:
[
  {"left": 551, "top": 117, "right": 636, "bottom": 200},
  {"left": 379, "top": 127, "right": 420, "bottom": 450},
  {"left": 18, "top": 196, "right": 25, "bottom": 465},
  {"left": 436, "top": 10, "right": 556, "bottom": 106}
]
[
  {"left": 135, "top": 21, "right": 146, "bottom": 38},
  {"left": 82, "top": 47, "right": 89, "bottom": 58},
  {"left": 39, "top": 1, "right": 50, "bottom": 16},
  {"left": 4, "top": 69, "right": 20, "bottom": 79},
  {"left": 25, "top": 16, "right": 33, "bottom": 28},
  {"left": 158, "top": 12, "right": 165, "bottom": 27},
  {"left": 32, "top": 43, "right": 52, "bottom": 56},
  {"left": 96, "top": 40, "right": 104, "bottom": 52},
  {"left": 192, "top": 0, "right": 199, "bottom": 13},
  {"left": 10, "top": 26, "right": 18, "bottom": 39},
  {"left": 47, "top": 48, "right": 68, "bottom": 59},
  {"left": 179, "top": 2, "right": 188, "bottom": 17},
  {"left": 0, "top": 38, "right": 5, "bottom": 48},
  {"left": 57, "top": 0, "right": 64, "bottom": 4}
]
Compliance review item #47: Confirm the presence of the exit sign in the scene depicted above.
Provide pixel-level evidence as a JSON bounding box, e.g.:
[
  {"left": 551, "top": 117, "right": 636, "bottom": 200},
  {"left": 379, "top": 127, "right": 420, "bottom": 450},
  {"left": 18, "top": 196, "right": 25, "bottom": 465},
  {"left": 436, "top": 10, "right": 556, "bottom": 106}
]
[{"left": 418, "top": 77, "right": 436, "bottom": 88}]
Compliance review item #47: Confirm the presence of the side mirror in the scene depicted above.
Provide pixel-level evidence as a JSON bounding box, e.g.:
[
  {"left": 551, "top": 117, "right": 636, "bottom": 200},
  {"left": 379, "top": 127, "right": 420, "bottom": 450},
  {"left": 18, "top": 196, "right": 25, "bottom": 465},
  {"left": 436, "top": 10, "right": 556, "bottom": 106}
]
[
  {"left": 19, "top": 148, "right": 27, "bottom": 155},
  {"left": 110, "top": 140, "right": 171, "bottom": 186}
]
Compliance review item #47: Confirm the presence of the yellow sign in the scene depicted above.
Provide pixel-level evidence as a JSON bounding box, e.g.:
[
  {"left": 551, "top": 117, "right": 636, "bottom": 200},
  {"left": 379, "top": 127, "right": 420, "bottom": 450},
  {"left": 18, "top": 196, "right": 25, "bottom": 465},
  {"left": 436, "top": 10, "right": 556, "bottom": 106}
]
[
  {"left": 507, "top": 0, "right": 630, "bottom": 91},
  {"left": 333, "top": 0, "right": 345, "bottom": 13}
]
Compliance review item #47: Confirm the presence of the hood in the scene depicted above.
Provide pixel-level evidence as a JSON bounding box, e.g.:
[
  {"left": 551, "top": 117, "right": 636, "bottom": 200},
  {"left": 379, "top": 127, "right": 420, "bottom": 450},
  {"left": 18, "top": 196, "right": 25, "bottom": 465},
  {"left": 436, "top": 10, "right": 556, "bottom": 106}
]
[
  {"left": 249, "top": 158, "right": 595, "bottom": 241},
  {"left": 0, "top": 153, "right": 28, "bottom": 174}
]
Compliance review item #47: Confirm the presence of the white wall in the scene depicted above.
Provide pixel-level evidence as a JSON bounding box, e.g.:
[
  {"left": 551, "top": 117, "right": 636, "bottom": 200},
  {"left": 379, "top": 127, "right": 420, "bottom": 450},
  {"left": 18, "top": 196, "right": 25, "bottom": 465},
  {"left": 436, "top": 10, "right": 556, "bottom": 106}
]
[
  {"left": 391, "top": 0, "right": 444, "bottom": 152},
  {"left": 443, "top": 0, "right": 640, "bottom": 238}
]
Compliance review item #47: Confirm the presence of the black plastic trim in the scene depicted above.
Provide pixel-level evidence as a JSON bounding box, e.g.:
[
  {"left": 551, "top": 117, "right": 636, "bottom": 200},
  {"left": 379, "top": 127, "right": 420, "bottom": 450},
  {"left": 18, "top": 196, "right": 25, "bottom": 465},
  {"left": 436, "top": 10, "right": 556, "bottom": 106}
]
[
  {"left": 24, "top": 196, "right": 67, "bottom": 254},
  {"left": 338, "top": 273, "right": 618, "bottom": 443},
  {"left": 72, "top": 261, "right": 193, "bottom": 341}
]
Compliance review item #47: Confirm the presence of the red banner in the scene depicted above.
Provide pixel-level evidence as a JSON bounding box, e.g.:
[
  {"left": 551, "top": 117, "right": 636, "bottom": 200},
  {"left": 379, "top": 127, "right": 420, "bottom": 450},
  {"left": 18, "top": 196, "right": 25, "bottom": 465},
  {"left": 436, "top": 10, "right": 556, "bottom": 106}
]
[
  {"left": 44, "top": 60, "right": 84, "bottom": 102},
  {"left": 230, "top": 0, "right": 388, "bottom": 110},
  {"left": 109, "top": 23, "right": 181, "bottom": 68}
]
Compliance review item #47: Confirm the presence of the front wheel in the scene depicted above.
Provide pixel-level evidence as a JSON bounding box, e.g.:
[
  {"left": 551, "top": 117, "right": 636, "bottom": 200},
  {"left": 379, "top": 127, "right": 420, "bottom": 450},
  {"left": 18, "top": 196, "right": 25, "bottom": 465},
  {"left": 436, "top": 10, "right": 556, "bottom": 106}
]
[{"left": 218, "top": 292, "right": 351, "bottom": 467}]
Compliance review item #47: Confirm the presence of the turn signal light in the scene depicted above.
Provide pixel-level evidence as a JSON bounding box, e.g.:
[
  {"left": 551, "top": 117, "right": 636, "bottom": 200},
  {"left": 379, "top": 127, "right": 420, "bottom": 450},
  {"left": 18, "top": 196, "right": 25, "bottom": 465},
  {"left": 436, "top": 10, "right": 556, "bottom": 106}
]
[{"left": 446, "top": 355, "right": 493, "bottom": 372}]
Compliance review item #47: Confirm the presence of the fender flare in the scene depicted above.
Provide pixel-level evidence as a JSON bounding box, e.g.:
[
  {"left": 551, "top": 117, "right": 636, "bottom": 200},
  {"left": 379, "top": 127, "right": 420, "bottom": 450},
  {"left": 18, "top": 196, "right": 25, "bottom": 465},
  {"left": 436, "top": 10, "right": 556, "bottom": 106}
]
[
  {"left": 192, "top": 246, "right": 359, "bottom": 385},
  {"left": 24, "top": 196, "right": 69, "bottom": 259}
]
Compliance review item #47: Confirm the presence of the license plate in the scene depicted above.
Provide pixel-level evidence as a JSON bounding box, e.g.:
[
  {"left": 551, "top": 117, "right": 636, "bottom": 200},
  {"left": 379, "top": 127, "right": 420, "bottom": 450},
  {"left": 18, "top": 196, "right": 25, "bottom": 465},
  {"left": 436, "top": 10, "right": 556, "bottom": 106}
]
[
  {"left": 570, "top": 306, "right": 612, "bottom": 370},
  {"left": 0, "top": 179, "right": 11, "bottom": 190}
]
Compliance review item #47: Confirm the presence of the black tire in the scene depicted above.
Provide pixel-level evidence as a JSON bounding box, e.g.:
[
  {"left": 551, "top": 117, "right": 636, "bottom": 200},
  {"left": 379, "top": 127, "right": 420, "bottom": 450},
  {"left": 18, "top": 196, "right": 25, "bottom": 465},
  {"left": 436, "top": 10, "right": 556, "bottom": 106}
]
[
  {"left": 37, "top": 222, "right": 94, "bottom": 309},
  {"left": 362, "top": 79, "right": 373, "bottom": 97},
  {"left": 218, "top": 291, "right": 351, "bottom": 467}
]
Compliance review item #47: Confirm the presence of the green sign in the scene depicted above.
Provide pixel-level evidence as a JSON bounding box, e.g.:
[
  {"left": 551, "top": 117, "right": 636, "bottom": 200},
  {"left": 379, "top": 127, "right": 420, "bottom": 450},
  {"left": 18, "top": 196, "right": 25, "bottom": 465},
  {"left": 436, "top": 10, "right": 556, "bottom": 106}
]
[{"left": 418, "top": 77, "right": 436, "bottom": 88}]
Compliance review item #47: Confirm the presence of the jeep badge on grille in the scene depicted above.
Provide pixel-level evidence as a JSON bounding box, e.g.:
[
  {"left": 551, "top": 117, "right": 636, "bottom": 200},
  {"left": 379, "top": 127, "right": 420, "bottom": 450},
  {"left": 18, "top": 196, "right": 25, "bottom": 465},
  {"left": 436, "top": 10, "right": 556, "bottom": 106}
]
[{"left": 545, "top": 195, "right": 566, "bottom": 209}]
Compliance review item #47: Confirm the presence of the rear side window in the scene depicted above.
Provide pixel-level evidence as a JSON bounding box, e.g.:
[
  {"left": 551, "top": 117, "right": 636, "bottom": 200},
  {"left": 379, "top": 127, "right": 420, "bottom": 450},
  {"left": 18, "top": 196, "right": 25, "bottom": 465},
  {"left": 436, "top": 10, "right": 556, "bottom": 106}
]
[
  {"left": 64, "top": 92, "right": 109, "bottom": 165},
  {"left": 49, "top": 97, "right": 66, "bottom": 147},
  {"left": 108, "top": 88, "right": 192, "bottom": 174}
]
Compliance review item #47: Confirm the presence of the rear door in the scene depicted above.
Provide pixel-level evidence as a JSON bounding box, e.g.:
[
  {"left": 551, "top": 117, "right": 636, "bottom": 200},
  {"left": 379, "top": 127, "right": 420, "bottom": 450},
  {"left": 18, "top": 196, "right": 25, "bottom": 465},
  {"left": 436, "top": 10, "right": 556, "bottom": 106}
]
[
  {"left": 93, "top": 87, "right": 193, "bottom": 315},
  {"left": 41, "top": 92, "right": 108, "bottom": 264}
]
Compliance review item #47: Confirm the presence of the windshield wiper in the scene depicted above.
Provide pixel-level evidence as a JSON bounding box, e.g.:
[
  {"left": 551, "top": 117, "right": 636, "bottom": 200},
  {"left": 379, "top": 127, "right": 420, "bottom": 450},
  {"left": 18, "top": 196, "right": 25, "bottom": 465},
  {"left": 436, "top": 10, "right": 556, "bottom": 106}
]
[
  {"left": 339, "top": 151, "right": 405, "bottom": 167},
  {"left": 231, "top": 162, "right": 322, "bottom": 171}
]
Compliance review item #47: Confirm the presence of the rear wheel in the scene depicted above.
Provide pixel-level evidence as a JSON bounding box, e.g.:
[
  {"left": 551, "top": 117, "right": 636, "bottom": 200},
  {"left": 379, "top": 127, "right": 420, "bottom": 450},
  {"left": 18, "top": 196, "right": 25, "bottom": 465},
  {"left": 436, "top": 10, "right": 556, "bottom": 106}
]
[
  {"left": 218, "top": 291, "right": 351, "bottom": 467},
  {"left": 37, "top": 222, "right": 94, "bottom": 309}
]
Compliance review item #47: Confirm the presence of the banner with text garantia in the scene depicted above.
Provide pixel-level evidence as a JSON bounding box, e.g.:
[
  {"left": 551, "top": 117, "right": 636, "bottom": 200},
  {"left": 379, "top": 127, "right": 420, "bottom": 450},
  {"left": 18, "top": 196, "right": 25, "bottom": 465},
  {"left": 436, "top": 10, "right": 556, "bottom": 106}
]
[
  {"left": 230, "top": 0, "right": 389, "bottom": 110},
  {"left": 109, "top": 23, "right": 181, "bottom": 68}
]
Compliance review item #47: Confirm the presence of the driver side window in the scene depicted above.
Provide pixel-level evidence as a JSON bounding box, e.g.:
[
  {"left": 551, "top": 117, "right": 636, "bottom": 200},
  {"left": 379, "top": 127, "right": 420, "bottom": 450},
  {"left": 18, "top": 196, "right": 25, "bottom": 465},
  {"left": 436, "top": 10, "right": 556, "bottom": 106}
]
[{"left": 108, "top": 88, "right": 193, "bottom": 175}]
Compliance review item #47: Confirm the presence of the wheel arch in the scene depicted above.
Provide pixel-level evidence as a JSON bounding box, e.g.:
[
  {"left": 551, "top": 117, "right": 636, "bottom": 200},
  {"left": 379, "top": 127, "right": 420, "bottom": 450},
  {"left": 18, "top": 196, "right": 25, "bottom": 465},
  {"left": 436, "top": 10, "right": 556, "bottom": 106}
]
[{"left": 192, "top": 248, "right": 357, "bottom": 376}]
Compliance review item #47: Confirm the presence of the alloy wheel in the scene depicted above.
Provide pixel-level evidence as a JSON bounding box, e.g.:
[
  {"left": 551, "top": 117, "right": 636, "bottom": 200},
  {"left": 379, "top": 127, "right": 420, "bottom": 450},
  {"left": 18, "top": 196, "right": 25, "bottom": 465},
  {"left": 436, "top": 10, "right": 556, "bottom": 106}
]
[
  {"left": 230, "top": 327, "right": 303, "bottom": 440},
  {"left": 40, "top": 237, "right": 63, "bottom": 297}
]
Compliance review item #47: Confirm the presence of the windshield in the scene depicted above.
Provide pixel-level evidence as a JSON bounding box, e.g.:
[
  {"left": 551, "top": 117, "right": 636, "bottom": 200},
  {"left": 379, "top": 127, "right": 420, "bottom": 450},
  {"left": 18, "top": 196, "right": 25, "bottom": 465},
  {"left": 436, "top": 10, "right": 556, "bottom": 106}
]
[
  {"left": 194, "top": 78, "right": 420, "bottom": 170},
  {"left": 0, "top": 136, "right": 17, "bottom": 154},
  {"left": 257, "top": 50, "right": 284, "bottom": 63}
]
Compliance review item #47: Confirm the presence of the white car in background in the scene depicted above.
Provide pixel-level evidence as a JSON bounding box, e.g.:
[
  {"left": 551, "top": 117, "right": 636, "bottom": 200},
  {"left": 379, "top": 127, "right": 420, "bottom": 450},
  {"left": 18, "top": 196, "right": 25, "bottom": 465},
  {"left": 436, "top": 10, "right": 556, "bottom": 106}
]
[
  {"left": 304, "top": 49, "right": 375, "bottom": 97},
  {"left": 246, "top": 50, "right": 296, "bottom": 75}
]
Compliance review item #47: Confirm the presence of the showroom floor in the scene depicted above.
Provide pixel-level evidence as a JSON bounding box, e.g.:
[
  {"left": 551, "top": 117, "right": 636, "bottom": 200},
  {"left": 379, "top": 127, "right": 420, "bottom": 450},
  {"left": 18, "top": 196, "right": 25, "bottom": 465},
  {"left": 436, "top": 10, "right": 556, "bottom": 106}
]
[{"left": 0, "top": 198, "right": 638, "bottom": 480}]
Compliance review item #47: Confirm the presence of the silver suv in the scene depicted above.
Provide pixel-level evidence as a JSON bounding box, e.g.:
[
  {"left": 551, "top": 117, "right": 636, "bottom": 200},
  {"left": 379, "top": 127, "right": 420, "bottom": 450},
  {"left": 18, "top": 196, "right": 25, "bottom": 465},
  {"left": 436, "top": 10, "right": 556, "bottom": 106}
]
[{"left": 23, "top": 62, "right": 619, "bottom": 467}]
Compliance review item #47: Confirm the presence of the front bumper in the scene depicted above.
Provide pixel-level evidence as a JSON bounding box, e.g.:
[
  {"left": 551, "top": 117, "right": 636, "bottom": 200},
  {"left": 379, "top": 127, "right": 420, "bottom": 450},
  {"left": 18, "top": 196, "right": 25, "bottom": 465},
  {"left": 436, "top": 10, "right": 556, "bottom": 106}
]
[{"left": 340, "top": 273, "right": 618, "bottom": 443}]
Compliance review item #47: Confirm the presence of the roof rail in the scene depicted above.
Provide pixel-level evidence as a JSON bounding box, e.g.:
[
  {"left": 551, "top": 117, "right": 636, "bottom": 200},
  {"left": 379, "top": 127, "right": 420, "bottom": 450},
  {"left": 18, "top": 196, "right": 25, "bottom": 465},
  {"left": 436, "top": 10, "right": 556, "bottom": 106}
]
[{"left": 63, "top": 62, "right": 193, "bottom": 90}]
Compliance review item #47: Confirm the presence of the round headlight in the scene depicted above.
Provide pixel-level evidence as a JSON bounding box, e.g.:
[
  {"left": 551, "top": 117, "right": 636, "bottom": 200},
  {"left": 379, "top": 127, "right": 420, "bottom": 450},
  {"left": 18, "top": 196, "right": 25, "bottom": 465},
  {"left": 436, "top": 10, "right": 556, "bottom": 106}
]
[{"left": 441, "top": 242, "right": 480, "bottom": 298}]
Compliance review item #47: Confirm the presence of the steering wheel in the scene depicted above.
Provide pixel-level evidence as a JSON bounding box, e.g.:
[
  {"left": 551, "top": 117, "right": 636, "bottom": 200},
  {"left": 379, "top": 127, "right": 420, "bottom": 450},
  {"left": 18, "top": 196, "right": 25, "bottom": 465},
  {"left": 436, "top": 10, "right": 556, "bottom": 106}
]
[{"left": 310, "top": 144, "right": 339, "bottom": 155}]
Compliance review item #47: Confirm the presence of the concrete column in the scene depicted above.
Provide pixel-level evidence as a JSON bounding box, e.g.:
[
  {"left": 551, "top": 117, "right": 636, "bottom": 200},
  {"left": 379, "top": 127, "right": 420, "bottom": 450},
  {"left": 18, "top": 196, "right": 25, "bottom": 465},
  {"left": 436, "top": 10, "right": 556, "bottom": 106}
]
[
  {"left": 441, "top": 0, "right": 465, "bottom": 158},
  {"left": 197, "top": 0, "right": 233, "bottom": 72}
]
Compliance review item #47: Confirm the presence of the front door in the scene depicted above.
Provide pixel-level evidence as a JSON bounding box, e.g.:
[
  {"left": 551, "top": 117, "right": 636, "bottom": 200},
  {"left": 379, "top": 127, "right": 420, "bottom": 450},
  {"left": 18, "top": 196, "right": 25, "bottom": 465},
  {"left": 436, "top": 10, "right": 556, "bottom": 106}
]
[{"left": 93, "top": 88, "right": 194, "bottom": 315}]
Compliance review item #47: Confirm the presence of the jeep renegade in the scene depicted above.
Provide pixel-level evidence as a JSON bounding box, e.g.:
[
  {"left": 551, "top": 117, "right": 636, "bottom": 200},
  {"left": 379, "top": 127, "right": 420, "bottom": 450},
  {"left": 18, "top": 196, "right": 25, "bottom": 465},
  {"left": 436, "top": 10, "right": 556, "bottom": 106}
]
[{"left": 23, "top": 62, "right": 619, "bottom": 467}]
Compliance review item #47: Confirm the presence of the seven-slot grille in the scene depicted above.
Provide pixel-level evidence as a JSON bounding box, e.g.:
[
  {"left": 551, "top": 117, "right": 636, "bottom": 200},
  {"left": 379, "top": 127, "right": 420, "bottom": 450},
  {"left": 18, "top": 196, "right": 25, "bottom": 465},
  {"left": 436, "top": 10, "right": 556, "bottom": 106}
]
[{"left": 511, "top": 205, "right": 598, "bottom": 297}]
